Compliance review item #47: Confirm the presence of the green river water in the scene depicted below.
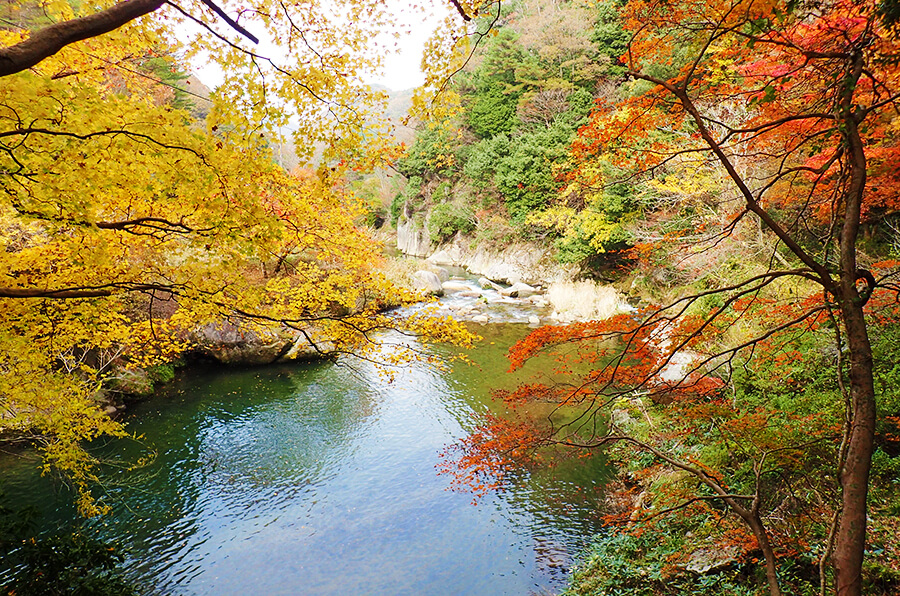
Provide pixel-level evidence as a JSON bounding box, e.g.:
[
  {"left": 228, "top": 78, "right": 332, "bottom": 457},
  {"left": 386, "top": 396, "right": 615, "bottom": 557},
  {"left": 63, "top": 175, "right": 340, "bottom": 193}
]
[{"left": 0, "top": 319, "right": 610, "bottom": 595}]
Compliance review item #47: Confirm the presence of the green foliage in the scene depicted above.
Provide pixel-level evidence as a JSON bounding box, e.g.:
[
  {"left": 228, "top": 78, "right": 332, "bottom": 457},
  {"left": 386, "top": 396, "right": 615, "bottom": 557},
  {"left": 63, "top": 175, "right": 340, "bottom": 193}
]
[
  {"left": 561, "top": 87, "right": 596, "bottom": 127},
  {"left": 397, "top": 127, "right": 455, "bottom": 179},
  {"left": 141, "top": 54, "right": 193, "bottom": 113},
  {"left": 467, "top": 87, "right": 521, "bottom": 139},
  {"left": 463, "top": 134, "right": 510, "bottom": 191},
  {"left": 390, "top": 176, "right": 424, "bottom": 225},
  {"left": 428, "top": 203, "right": 475, "bottom": 243},
  {"left": 432, "top": 181, "right": 452, "bottom": 203},
  {"left": 564, "top": 527, "right": 770, "bottom": 596},
  {"left": 494, "top": 124, "right": 573, "bottom": 221},
  {"left": 591, "top": 0, "right": 631, "bottom": 77},
  {"left": 461, "top": 28, "right": 527, "bottom": 139},
  {"left": 0, "top": 499, "right": 137, "bottom": 596}
]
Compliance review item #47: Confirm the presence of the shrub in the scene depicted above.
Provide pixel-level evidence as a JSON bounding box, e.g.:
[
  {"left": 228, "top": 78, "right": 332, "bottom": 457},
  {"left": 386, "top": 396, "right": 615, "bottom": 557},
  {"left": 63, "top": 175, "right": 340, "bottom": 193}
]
[{"left": 427, "top": 203, "right": 475, "bottom": 244}]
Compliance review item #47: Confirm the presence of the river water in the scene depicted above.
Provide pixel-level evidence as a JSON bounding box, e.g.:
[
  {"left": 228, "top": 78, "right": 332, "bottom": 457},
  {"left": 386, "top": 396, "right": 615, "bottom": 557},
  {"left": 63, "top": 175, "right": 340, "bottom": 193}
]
[{"left": 0, "top": 276, "right": 609, "bottom": 595}]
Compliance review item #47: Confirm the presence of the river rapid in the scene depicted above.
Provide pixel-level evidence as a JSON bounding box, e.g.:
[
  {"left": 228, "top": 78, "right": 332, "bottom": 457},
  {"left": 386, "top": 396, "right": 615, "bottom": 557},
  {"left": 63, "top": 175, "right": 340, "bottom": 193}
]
[{"left": 0, "top": 272, "right": 610, "bottom": 595}]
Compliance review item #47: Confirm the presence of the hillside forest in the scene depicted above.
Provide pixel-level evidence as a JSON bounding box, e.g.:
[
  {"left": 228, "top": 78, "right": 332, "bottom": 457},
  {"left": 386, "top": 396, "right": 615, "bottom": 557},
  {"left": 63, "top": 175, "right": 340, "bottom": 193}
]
[
  {"left": 393, "top": 1, "right": 900, "bottom": 594},
  {"left": 2, "top": 0, "right": 900, "bottom": 594}
]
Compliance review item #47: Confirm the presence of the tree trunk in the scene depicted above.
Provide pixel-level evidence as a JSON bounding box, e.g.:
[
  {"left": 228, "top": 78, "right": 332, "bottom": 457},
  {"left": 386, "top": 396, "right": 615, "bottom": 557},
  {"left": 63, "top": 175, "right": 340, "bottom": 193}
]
[
  {"left": 833, "top": 304, "right": 876, "bottom": 596},
  {"left": 831, "top": 49, "right": 876, "bottom": 596},
  {"left": 745, "top": 513, "right": 783, "bottom": 596}
]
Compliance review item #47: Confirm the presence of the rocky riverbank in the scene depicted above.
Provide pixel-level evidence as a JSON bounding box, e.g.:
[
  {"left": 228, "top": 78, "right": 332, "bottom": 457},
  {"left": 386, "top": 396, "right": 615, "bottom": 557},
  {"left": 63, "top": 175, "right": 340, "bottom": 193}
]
[{"left": 395, "top": 223, "right": 634, "bottom": 325}]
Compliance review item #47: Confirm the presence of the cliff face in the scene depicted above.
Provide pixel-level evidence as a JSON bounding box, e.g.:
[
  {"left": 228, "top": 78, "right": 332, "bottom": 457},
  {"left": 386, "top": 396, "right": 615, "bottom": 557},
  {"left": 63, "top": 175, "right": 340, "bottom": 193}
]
[{"left": 395, "top": 217, "right": 578, "bottom": 286}]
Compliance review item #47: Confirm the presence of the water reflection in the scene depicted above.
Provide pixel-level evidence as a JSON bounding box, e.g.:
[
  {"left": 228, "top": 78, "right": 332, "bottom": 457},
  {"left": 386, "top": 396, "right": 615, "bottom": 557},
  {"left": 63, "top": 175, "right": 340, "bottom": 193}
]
[{"left": 1, "top": 325, "right": 608, "bottom": 596}]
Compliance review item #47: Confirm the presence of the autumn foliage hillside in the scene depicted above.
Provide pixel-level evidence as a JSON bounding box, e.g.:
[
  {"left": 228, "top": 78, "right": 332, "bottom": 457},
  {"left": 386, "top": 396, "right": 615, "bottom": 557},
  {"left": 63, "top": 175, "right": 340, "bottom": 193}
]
[{"left": 411, "top": 0, "right": 900, "bottom": 593}]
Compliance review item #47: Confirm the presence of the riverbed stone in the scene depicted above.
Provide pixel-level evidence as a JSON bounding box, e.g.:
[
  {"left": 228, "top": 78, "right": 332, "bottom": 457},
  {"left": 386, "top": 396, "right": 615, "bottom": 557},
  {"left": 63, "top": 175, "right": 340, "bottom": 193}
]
[
  {"left": 478, "top": 277, "right": 502, "bottom": 291},
  {"left": 106, "top": 367, "right": 155, "bottom": 397},
  {"left": 500, "top": 282, "right": 539, "bottom": 298},
  {"left": 412, "top": 270, "right": 444, "bottom": 296},
  {"left": 427, "top": 250, "right": 455, "bottom": 266},
  {"left": 528, "top": 315, "right": 540, "bottom": 325},
  {"left": 441, "top": 281, "right": 471, "bottom": 293},
  {"left": 283, "top": 335, "right": 336, "bottom": 361},
  {"left": 472, "top": 314, "right": 489, "bottom": 323},
  {"left": 190, "top": 322, "right": 295, "bottom": 365}
]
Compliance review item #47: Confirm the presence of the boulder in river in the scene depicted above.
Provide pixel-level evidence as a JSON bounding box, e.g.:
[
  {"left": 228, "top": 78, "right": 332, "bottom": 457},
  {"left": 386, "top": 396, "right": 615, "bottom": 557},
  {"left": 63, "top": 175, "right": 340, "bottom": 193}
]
[
  {"left": 441, "top": 281, "right": 471, "bottom": 294},
  {"left": 427, "top": 250, "right": 455, "bottom": 266},
  {"left": 412, "top": 270, "right": 444, "bottom": 296},
  {"left": 499, "top": 282, "right": 540, "bottom": 298},
  {"left": 478, "top": 277, "right": 502, "bottom": 291},
  {"left": 190, "top": 322, "right": 293, "bottom": 365}
]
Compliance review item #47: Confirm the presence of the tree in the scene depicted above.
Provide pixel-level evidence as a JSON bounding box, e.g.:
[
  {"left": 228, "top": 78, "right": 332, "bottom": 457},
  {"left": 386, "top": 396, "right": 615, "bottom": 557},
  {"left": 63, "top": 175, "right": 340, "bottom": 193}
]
[
  {"left": 442, "top": 1, "right": 900, "bottom": 594},
  {"left": 0, "top": 0, "right": 477, "bottom": 515}
]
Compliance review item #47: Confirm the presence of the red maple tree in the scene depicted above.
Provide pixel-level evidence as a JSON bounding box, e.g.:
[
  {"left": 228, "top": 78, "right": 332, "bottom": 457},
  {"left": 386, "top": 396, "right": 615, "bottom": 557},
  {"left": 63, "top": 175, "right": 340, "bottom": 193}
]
[{"left": 444, "top": 1, "right": 900, "bottom": 594}]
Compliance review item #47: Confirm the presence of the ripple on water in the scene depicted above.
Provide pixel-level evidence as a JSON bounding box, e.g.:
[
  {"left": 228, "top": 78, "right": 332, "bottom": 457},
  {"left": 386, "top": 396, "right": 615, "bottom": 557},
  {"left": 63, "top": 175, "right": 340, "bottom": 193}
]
[{"left": 1, "top": 323, "right": 609, "bottom": 596}]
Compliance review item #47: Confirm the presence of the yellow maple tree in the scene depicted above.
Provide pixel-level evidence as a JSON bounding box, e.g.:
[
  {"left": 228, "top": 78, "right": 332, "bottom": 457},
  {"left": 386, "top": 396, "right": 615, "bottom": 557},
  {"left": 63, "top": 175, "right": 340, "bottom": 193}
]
[{"left": 0, "top": 0, "right": 479, "bottom": 515}]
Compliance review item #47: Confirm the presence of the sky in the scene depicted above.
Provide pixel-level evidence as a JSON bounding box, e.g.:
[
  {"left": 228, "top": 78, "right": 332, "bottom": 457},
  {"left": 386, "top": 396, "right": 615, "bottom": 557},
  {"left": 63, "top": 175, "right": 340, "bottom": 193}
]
[{"left": 182, "top": 2, "right": 446, "bottom": 92}]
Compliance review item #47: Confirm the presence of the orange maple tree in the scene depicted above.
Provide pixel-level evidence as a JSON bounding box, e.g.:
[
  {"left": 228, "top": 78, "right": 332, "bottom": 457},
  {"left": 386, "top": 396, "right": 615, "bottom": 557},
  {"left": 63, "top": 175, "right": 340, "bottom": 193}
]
[{"left": 443, "top": 1, "right": 900, "bottom": 594}]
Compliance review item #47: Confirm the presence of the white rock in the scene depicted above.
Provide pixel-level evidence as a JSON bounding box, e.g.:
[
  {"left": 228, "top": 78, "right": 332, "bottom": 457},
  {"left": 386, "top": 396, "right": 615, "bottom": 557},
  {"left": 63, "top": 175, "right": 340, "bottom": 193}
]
[
  {"left": 412, "top": 270, "right": 444, "bottom": 296},
  {"left": 472, "top": 314, "right": 489, "bottom": 323},
  {"left": 441, "top": 281, "right": 471, "bottom": 293},
  {"left": 528, "top": 315, "right": 541, "bottom": 325},
  {"left": 547, "top": 281, "right": 631, "bottom": 321},
  {"left": 500, "top": 282, "right": 539, "bottom": 298},
  {"left": 478, "top": 277, "right": 502, "bottom": 291},
  {"left": 427, "top": 250, "right": 455, "bottom": 266},
  {"left": 396, "top": 219, "right": 430, "bottom": 257},
  {"left": 433, "top": 267, "right": 450, "bottom": 282}
]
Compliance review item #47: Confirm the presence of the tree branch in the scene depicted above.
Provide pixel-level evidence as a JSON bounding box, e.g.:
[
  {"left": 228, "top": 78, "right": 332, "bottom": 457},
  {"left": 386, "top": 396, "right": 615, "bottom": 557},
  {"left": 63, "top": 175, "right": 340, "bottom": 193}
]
[{"left": 0, "top": 0, "right": 165, "bottom": 77}]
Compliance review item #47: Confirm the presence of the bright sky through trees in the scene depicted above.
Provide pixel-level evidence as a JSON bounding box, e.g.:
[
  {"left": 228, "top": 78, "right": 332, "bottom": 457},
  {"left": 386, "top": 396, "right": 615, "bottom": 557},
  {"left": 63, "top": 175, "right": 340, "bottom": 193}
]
[{"left": 183, "top": 0, "right": 447, "bottom": 91}]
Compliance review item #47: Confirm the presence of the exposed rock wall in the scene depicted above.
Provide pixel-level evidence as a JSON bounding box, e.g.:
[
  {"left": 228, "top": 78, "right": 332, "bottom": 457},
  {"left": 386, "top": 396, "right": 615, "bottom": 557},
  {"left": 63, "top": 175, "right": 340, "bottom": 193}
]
[
  {"left": 396, "top": 219, "right": 431, "bottom": 257},
  {"left": 420, "top": 234, "right": 578, "bottom": 286}
]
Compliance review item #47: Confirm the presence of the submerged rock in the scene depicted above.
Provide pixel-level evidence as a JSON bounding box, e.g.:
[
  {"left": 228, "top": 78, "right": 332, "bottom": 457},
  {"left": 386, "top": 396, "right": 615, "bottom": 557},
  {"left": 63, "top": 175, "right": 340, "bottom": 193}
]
[{"left": 478, "top": 277, "right": 502, "bottom": 291}]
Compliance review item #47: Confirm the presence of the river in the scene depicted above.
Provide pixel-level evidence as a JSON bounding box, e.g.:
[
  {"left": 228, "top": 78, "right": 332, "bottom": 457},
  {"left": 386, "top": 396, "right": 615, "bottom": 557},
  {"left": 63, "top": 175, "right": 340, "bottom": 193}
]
[{"left": 0, "top": 275, "right": 610, "bottom": 595}]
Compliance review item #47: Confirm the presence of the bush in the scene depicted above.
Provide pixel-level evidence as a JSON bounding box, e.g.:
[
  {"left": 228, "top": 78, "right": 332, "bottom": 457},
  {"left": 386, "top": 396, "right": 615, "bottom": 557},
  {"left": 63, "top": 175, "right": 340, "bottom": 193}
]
[
  {"left": 0, "top": 499, "right": 138, "bottom": 596},
  {"left": 427, "top": 203, "right": 475, "bottom": 244},
  {"left": 494, "top": 125, "right": 572, "bottom": 221},
  {"left": 397, "top": 127, "right": 456, "bottom": 178},
  {"left": 463, "top": 134, "right": 510, "bottom": 191},
  {"left": 390, "top": 176, "right": 424, "bottom": 226}
]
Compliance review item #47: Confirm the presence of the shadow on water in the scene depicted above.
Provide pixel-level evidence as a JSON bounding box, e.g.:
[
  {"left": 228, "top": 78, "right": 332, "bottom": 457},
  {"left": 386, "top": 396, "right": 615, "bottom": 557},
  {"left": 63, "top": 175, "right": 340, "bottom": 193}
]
[{"left": 1, "top": 320, "right": 611, "bottom": 595}]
